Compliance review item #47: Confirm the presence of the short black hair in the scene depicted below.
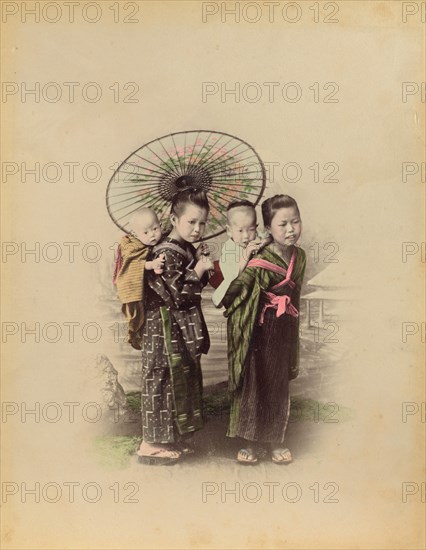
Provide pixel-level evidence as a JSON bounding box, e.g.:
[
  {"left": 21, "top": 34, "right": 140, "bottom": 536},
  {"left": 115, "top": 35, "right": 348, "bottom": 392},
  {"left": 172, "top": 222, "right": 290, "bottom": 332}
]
[{"left": 226, "top": 200, "right": 255, "bottom": 212}]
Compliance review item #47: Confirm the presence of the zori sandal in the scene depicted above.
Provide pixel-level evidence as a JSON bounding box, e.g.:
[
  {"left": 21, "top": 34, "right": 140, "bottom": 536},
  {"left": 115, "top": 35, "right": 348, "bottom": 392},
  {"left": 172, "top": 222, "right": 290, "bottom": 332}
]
[
  {"left": 271, "top": 448, "right": 293, "bottom": 465},
  {"left": 237, "top": 448, "right": 258, "bottom": 465},
  {"left": 137, "top": 447, "right": 181, "bottom": 465}
]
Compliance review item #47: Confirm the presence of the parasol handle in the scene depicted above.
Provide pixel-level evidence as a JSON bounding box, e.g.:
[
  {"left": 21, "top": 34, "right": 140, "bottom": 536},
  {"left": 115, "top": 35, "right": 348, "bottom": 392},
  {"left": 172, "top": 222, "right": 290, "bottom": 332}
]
[
  {"left": 201, "top": 251, "right": 214, "bottom": 279},
  {"left": 199, "top": 240, "right": 214, "bottom": 278}
]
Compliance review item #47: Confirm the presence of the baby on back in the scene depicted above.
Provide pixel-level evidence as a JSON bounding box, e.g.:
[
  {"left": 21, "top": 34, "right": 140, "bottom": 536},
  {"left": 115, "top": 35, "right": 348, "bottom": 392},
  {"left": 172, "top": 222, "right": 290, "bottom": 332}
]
[
  {"left": 212, "top": 200, "right": 268, "bottom": 307},
  {"left": 114, "top": 208, "right": 165, "bottom": 349}
]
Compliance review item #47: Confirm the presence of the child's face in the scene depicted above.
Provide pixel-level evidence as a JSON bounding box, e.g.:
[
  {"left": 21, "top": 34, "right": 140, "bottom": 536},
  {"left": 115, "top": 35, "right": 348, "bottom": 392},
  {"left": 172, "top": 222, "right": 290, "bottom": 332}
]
[
  {"left": 226, "top": 208, "right": 257, "bottom": 247},
  {"left": 132, "top": 212, "right": 162, "bottom": 246},
  {"left": 267, "top": 207, "right": 301, "bottom": 247},
  {"left": 171, "top": 204, "right": 208, "bottom": 243}
]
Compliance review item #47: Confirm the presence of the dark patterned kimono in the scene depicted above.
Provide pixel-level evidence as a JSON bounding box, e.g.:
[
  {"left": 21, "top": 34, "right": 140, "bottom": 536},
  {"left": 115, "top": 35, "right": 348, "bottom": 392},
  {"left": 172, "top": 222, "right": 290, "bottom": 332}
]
[
  {"left": 140, "top": 238, "right": 210, "bottom": 444},
  {"left": 222, "top": 244, "right": 306, "bottom": 444}
]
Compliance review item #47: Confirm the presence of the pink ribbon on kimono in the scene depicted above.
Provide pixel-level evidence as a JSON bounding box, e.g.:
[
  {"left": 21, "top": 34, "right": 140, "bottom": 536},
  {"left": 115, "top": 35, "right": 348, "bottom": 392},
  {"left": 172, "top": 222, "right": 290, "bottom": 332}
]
[
  {"left": 247, "top": 249, "right": 299, "bottom": 325},
  {"left": 259, "top": 292, "right": 299, "bottom": 325}
]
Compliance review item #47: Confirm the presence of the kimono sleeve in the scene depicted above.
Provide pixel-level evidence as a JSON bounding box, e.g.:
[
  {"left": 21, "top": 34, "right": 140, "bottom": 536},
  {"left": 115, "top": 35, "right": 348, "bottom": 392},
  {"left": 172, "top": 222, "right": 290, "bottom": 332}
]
[
  {"left": 222, "top": 265, "right": 258, "bottom": 315},
  {"left": 154, "top": 249, "right": 203, "bottom": 309},
  {"left": 298, "top": 247, "right": 307, "bottom": 284}
]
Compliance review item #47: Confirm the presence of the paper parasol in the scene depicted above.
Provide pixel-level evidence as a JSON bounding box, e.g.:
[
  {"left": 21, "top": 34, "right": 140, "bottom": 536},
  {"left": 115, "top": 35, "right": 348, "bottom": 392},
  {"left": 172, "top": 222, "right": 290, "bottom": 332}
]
[{"left": 106, "top": 130, "right": 266, "bottom": 240}]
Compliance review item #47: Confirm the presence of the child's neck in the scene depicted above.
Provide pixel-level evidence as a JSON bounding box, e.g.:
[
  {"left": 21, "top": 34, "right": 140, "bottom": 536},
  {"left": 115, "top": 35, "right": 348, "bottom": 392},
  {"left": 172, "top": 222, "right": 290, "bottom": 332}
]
[
  {"left": 270, "top": 241, "right": 293, "bottom": 261},
  {"left": 168, "top": 229, "right": 187, "bottom": 245}
]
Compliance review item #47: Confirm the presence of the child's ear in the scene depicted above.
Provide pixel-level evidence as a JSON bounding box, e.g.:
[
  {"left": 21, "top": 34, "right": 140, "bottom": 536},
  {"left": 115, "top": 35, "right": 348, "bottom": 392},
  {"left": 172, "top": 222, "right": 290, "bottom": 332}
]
[
  {"left": 225, "top": 224, "right": 232, "bottom": 238},
  {"left": 170, "top": 214, "right": 176, "bottom": 227}
]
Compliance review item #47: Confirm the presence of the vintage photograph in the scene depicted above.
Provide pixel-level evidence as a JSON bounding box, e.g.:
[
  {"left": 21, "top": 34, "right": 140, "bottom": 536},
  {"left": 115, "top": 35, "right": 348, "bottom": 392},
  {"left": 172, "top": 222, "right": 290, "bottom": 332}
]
[{"left": 2, "top": 1, "right": 425, "bottom": 548}]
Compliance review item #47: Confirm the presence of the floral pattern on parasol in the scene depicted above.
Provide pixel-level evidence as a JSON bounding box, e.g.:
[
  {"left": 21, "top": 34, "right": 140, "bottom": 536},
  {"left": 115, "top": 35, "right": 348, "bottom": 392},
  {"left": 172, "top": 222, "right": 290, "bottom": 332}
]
[{"left": 106, "top": 130, "right": 266, "bottom": 240}]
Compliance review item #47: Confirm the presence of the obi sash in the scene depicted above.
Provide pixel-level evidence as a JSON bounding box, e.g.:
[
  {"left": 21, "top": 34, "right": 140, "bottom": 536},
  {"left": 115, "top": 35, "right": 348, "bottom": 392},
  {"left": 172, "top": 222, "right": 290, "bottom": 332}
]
[{"left": 247, "top": 248, "right": 299, "bottom": 325}]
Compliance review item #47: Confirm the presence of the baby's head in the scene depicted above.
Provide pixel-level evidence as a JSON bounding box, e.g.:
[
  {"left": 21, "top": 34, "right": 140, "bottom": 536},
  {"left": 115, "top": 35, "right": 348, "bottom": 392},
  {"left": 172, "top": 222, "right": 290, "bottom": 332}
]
[
  {"left": 129, "top": 208, "right": 162, "bottom": 246},
  {"left": 226, "top": 200, "right": 258, "bottom": 247}
]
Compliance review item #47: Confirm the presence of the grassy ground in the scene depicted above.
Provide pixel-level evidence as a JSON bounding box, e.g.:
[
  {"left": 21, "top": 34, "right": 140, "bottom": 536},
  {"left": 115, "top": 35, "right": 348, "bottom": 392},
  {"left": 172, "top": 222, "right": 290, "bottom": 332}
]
[{"left": 90, "top": 388, "right": 354, "bottom": 469}]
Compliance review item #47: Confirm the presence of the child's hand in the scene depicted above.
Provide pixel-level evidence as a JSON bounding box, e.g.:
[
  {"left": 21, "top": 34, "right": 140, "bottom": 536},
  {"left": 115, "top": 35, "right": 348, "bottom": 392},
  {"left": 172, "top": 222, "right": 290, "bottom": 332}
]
[
  {"left": 153, "top": 253, "right": 165, "bottom": 274},
  {"left": 197, "top": 256, "right": 214, "bottom": 271},
  {"left": 194, "top": 256, "right": 214, "bottom": 279},
  {"left": 238, "top": 240, "right": 263, "bottom": 272},
  {"left": 195, "top": 242, "right": 210, "bottom": 260},
  {"left": 259, "top": 236, "right": 272, "bottom": 247},
  {"left": 245, "top": 240, "right": 262, "bottom": 256}
]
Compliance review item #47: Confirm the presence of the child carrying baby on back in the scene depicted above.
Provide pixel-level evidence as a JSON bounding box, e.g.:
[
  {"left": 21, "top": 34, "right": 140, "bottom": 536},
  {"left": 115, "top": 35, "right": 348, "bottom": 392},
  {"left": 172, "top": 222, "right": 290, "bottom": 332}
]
[
  {"left": 113, "top": 208, "right": 165, "bottom": 350},
  {"left": 212, "top": 200, "right": 268, "bottom": 308}
]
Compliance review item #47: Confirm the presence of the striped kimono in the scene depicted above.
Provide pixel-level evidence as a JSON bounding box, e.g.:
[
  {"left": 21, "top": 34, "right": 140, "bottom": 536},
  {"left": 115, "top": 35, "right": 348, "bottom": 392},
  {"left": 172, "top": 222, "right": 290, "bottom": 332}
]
[
  {"left": 114, "top": 235, "right": 151, "bottom": 346},
  {"left": 140, "top": 238, "right": 210, "bottom": 444},
  {"left": 115, "top": 235, "right": 149, "bottom": 304},
  {"left": 223, "top": 244, "right": 306, "bottom": 443}
]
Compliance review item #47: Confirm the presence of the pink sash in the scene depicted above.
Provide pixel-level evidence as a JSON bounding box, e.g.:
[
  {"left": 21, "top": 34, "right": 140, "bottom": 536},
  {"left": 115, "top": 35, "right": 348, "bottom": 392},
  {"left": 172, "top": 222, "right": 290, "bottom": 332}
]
[{"left": 247, "top": 249, "right": 298, "bottom": 325}]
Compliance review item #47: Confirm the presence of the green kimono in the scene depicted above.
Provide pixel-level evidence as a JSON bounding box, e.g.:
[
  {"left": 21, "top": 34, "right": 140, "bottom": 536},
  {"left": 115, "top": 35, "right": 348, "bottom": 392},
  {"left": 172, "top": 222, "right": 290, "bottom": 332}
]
[{"left": 223, "top": 244, "right": 306, "bottom": 442}]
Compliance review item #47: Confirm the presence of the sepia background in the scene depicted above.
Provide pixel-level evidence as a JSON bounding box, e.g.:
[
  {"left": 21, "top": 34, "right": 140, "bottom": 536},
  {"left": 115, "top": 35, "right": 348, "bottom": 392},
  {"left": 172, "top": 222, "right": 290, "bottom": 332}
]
[{"left": 2, "top": 1, "right": 425, "bottom": 548}]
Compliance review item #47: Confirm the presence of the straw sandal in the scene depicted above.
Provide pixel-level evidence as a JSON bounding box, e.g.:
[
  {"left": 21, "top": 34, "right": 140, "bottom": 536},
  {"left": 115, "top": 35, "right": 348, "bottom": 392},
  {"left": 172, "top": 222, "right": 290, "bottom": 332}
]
[
  {"left": 271, "top": 448, "right": 293, "bottom": 465},
  {"left": 237, "top": 448, "right": 258, "bottom": 464},
  {"left": 137, "top": 446, "right": 181, "bottom": 465}
]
